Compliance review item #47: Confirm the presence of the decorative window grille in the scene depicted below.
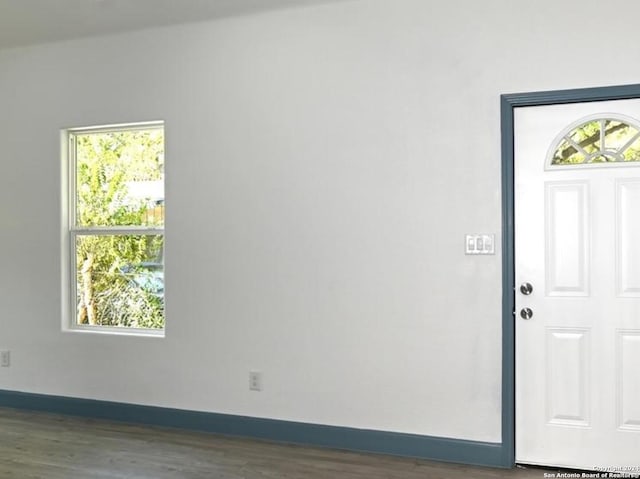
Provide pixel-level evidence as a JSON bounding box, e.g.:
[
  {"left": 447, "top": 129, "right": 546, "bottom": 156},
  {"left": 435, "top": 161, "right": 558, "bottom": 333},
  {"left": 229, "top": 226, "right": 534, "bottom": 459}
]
[{"left": 549, "top": 115, "right": 640, "bottom": 166}]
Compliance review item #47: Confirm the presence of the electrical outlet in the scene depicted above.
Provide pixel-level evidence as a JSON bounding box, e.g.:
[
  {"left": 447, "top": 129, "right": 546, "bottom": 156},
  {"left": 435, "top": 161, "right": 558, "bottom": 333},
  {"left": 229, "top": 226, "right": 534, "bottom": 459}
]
[
  {"left": 249, "top": 371, "right": 262, "bottom": 391},
  {"left": 0, "top": 351, "right": 10, "bottom": 367}
]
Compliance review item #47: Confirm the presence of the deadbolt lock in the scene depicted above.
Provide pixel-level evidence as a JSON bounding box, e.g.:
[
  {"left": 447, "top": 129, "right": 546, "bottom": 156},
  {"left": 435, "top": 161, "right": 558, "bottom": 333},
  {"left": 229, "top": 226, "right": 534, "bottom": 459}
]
[{"left": 520, "top": 308, "right": 533, "bottom": 320}]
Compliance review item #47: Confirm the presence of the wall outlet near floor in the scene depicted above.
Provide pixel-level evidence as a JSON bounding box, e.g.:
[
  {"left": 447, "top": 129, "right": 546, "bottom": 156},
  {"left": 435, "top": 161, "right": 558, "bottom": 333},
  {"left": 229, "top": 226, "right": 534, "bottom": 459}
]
[
  {"left": 0, "top": 350, "right": 10, "bottom": 367},
  {"left": 249, "top": 371, "right": 262, "bottom": 391}
]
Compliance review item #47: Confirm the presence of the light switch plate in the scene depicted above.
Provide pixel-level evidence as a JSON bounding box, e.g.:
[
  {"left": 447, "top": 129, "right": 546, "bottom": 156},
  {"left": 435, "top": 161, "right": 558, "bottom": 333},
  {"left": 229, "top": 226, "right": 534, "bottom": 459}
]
[
  {"left": 465, "top": 234, "right": 495, "bottom": 255},
  {"left": 0, "top": 351, "right": 10, "bottom": 367}
]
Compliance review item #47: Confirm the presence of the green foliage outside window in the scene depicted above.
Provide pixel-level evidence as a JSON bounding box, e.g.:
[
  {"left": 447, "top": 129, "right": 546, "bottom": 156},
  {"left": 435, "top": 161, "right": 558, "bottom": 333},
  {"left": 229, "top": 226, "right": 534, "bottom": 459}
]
[
  {"left": 551, "top": 119, "right": 640, "bottom": 165},
  {"left": 74, "top": 128, "right": 165, "bottom": 329}
]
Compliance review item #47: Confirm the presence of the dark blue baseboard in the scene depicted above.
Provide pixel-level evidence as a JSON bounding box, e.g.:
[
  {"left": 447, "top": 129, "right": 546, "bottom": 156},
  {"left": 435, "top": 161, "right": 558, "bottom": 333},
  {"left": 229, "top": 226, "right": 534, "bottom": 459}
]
[{"left": 0, "top": 389, "right": 509, "bottom": 468}]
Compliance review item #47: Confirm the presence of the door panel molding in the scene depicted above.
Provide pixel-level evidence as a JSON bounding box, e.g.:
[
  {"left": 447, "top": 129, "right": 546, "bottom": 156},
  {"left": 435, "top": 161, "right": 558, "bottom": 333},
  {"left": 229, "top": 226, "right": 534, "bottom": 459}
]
[
  {"left": 544, "top": 181, "right": 590, "bottom": 296},
  {"left": 615, "top": 179, "right": 640, "bottom": 296},
  {"left": 545, "top": 327, "right": 591, "bottom": 427},
  {"left": 500, "top": 83, "right": 640, "bottom": 467},
  {"left": 616, "top": 330, "right": 640, "bottom": 431}
]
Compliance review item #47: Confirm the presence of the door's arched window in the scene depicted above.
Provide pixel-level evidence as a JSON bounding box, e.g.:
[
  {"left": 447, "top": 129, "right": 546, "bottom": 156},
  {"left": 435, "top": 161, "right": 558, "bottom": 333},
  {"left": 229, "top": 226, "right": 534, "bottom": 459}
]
[{"left": 549, "top": 115, "right": 640, "bottom": 167}]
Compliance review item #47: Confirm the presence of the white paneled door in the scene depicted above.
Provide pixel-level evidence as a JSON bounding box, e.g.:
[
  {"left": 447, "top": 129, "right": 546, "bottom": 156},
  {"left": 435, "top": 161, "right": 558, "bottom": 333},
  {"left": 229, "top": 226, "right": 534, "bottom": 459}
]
[{"left": 515, "top": 99, "right": 640, "bottom": 470}]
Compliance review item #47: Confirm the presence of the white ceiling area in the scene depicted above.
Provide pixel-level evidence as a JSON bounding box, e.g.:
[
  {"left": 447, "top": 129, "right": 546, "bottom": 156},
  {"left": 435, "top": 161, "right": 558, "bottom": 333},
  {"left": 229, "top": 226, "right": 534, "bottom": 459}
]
[{"left": 0, "top": 0, "right": 350, "bottom": 49}]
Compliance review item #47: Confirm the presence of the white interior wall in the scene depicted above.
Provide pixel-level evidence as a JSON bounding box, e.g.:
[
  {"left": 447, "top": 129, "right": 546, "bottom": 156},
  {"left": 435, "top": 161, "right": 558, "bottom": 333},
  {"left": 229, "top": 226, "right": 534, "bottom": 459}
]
[{"left": 1, "top": 0, "right": 638, "bottom": 443}]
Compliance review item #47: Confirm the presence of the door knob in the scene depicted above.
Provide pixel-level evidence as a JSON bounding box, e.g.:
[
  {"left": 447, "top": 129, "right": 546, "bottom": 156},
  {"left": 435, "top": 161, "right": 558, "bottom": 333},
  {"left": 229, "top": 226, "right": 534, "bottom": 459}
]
[
  {"left": 520, "top": 308, "right": 533, "bottom": 320},
  {"left": 520, "top": 282, "right": 533, "bottom": 295}
]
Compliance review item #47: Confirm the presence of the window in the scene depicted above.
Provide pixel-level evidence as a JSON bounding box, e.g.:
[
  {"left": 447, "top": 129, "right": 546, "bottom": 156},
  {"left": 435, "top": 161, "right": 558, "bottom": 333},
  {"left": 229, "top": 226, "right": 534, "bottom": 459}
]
[
  {"left": 549, "top": 115, "right": 640, "bottom": 167},
  {"left": 65, "top": 122, "right": 165, "bottom": 333}
]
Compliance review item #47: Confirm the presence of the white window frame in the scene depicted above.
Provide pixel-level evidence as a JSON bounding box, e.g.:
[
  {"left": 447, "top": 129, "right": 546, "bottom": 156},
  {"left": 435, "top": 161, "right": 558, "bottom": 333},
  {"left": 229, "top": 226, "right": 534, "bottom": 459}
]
[{"left": 62, "top": 121, "right": 165, "bottom": 337}]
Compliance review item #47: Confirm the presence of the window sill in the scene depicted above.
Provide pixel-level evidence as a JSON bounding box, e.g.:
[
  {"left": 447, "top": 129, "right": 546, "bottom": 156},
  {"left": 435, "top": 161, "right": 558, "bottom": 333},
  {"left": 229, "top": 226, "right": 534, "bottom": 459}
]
[{"left": 63, "top": 326, "right": 165, "bottom": 338}]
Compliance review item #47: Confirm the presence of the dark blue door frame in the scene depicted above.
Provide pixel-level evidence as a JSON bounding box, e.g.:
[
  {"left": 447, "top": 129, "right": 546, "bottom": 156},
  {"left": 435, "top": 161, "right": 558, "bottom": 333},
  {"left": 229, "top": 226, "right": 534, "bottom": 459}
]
[{"left": 500, "top": 83, "right": 640, "bottom": 467}]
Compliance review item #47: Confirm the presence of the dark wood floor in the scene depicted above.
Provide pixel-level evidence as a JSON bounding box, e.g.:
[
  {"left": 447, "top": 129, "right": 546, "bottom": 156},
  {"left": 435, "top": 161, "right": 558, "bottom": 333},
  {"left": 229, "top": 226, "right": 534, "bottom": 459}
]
[{"left": 0, "top": 407, "right": 548, "bottom": 478}]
